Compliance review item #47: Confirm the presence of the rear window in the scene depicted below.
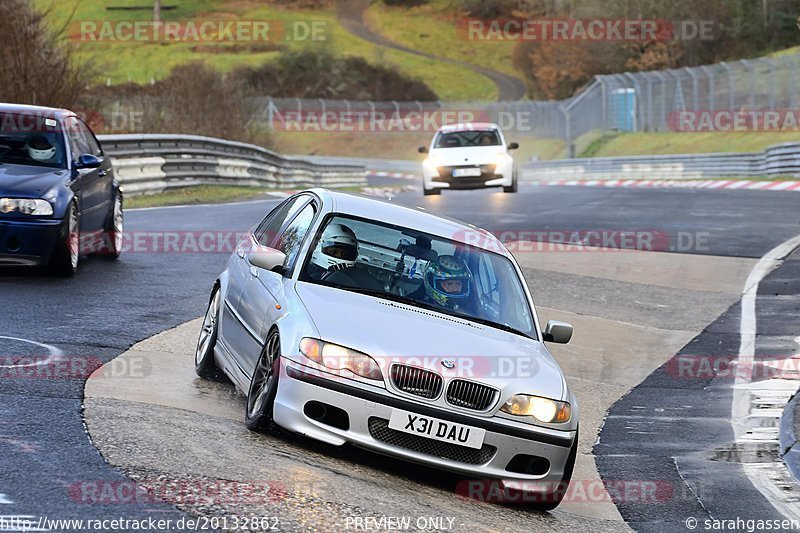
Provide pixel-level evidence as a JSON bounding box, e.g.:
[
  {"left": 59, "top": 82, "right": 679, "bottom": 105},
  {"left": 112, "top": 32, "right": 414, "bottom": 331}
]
[{"left": 0, "top": 112, "right": 67, "bottom": 169}]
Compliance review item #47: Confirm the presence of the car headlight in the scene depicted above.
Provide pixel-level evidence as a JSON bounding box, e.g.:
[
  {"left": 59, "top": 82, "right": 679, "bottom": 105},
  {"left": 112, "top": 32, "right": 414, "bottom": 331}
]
[
  {"left": 500, "top": 394, "right": 571, "bottom": 423},
  {"left": 299, "top": 338, "right": 383, "bottom": 381},
  {"left": 0, "top": 198, "right": 54, "bottom": 216},
  {"left": 492, "top": 152, "right": 511, "bottom": 167},
  {"left": 422, "top": 158, "right": 440, "bottom": 176}
]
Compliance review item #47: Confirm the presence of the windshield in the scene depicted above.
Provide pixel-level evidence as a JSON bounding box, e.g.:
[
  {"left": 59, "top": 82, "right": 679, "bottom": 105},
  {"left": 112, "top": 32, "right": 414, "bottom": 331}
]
[
  {"left": 434, "top": 129, "right": 501, "bottom": 149},
  {"left": 0, "top": 112, "right": 67, "bottom": 169},
  {"left": 300, "top": 214, "right": 536, "bottom": 338}
]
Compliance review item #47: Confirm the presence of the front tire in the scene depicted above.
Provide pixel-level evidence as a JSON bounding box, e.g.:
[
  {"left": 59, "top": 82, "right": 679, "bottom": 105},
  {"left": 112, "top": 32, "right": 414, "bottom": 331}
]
[
  {"left": 503, "top": 171, "right": 518, "bottom": 193},
  {"left": 195, "top": 285, "right": 222, "bottom": 379},
  {"left": 245, "top": 329, "right": 281, "bottom": 433},
  {"left": 527, "top": 428, "right": 578, "bottom": 511},
  {"left": 49, "top": 202, "right": 80, "bottom": 276},
  {"left": 100, "top": 192, "right": 123, "bottom": 260}
]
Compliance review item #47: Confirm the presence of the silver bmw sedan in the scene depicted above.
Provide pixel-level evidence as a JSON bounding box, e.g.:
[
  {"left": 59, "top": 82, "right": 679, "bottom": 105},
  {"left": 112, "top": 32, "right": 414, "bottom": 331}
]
[{"left": 194, "top": 189, "right": 578, "bottom": 510}]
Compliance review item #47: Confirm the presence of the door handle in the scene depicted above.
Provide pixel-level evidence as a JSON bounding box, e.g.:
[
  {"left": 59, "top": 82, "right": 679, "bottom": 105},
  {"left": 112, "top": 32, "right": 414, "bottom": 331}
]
[
  {"left": 236, "top": 247, "right": 245, "bottom": 259},
  {"left": 98, "top": 170, "right": 107, "bottom": 177},
  {"left": 249, "top": 266, "right": 259, "bottom": 278}
]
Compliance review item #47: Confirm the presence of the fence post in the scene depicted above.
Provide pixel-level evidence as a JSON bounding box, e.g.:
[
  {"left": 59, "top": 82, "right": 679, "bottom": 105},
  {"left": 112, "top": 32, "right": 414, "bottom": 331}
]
[
  {"left": 560, "top": 105, "right": 573, "bottom": 158},
  {"left": 624, "top": 73, "right": 641, "bottom": 132},
  {"left": 700, "top": 66, "right": 715, "bottom": 111},
  {"left": 741, "top": 60, "right": 756, "bottom": 108},
  {"left": 720, "top": 62, "right": 734, "bottom": 110}
]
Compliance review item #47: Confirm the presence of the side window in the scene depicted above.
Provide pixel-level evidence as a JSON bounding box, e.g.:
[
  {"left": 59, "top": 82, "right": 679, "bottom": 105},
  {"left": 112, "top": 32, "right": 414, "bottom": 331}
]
[
  {"left": 78, "top": 120, "right": 102, "bottom": 156},
  {"left": 276, "top": 204, "right": 316, "bottom": 269},
  {"left": 64, "top": 117, "right": 90, "bottom": 160},
  {"left": 254, "top": 196, "right": 309, "bottom": 247}
]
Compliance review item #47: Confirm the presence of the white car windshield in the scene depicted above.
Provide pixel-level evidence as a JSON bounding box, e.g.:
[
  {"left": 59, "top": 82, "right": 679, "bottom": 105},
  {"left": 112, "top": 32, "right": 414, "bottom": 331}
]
[
  {"left": 300, "top": 215, "right": 536, "bottom": 338},
  {"left": 434, "top": 130, "right": 501, "bottom": 148}
]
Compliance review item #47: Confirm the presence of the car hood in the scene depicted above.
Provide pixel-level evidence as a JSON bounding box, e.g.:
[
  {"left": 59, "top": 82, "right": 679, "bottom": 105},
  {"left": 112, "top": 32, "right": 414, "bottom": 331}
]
[
  {"left": 294, "top": 282, "right": 564, "bottom": 400},
  {"left": 0, "top": 164, "right": 69, "bottom": 198},
  {"left": 429, "top": 146, "right": 506, "bottom": 166}
]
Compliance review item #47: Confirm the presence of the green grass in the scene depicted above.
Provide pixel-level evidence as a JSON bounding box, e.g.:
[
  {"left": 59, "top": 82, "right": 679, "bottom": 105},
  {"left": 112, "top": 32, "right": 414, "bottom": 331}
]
[
  {"left": 583, "top": 131, "right": 800, "bottom": 157},
  {"left": 125, "top": 185, "right": 275, "bottom": 208},
  {"left": 39, "top": 0, "right": 495, "bottom": 100},
  {"left": 365, "top": 0, "right": 520, "bottom": 79}
]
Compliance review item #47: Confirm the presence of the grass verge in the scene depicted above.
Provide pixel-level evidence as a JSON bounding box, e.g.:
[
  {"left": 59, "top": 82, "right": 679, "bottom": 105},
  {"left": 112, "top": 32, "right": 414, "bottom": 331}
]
[{"left": 125, "top": 185, "right": 276, "bottom": 209}]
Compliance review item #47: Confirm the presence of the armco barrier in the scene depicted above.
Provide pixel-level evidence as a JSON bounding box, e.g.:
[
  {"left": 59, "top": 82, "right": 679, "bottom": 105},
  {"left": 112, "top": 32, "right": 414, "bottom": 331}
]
[
  {"left": 523, "top": 142, "right": 800, "bottom": 181},
  {"left": 97, "top": 134, "right": 367, "bottom": 195}
]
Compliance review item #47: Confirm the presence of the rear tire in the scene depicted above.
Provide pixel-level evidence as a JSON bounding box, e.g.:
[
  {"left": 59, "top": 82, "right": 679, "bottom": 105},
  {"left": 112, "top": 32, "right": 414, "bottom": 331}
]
[
  {"left": 49, "top": 202, "right": 80, "bottom": 277},
  {"left": 245, "top": 329, "right": 281, "bottom": 434}
]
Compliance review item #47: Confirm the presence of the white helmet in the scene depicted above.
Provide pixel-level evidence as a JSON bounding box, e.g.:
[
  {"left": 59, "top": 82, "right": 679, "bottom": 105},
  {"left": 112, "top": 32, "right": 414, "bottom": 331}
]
[
  {"left": 27, "top": 135, "right": 56, "bottom": 162},
  {"left": 311, "top": 223, "right": 358, "bottom": 271}
]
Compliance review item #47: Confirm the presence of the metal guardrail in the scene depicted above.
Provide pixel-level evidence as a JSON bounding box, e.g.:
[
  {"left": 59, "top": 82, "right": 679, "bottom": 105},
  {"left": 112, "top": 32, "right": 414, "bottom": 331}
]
[
  {"left": 522, "top": 142, "right": 800, "bottom": 181},
  {"left": 97, "top": 134, "right": 368, "bottom": 195}
]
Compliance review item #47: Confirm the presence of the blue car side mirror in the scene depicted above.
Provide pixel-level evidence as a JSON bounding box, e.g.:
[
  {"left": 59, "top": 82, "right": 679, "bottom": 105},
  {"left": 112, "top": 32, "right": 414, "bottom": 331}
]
[{"left": 75, "top": 154, "right": 102, "bottom": 169}]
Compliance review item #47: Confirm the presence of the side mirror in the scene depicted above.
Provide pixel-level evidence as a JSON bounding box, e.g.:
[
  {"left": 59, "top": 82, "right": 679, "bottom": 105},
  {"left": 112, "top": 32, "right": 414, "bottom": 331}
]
[
  {"left": 507, "top": 142, "right": 519, "bottom": 150},
  {"left": 418, "top": 146, "right": 428, "bottom": 154},
  {"left": 248, "top": 246, "right": 287, "bottom": 273},
  {"left": 75, "top": 154, "right": 102, "bottom": 169},
  {"left": 543, "top": 320, "right": 573, "bottom": 344}
]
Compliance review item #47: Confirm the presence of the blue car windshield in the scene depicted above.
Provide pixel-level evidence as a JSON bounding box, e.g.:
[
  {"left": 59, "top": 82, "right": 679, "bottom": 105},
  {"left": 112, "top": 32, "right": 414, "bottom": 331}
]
[
  {"left": 300, "top": 214, "right": 537, "bottom": 338},
  {"left": 0, "top": 113, "right": 67, "bottom": 169}
]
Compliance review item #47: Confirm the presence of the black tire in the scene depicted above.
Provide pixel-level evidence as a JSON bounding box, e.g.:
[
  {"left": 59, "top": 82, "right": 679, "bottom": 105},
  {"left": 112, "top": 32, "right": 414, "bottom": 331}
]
[
  {"left": 245, "top": 329, "right": 281, "bottom": 434},
  {"left": 503, "top": 171, "right": 518, "bottom": 193},
  {"left": 527, "top": 427, "right": 578, "bottom": 511},
  {"left": 423, "top": 184, "right": 441, "bottom": 196},
  {"left": 49, "top": 201, "right": 80, "bottom": 276},
  {"left": 99, "top": 191, "right": 123, "bottom": 260},
  {"left": 195, "top": 285, "right": 223, "bottom": 379}
]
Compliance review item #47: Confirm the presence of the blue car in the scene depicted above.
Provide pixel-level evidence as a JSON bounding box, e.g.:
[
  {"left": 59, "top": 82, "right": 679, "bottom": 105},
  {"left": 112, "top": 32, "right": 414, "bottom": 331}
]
[{"left": 0, "top": 104, "right": 123, "bottom": 275}]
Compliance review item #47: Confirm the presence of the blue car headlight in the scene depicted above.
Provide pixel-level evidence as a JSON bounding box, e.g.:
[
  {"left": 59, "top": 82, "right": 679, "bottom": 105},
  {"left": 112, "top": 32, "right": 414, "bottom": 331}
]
[{"left": 0, "top": 198, "right": 54, "bottom": 216}]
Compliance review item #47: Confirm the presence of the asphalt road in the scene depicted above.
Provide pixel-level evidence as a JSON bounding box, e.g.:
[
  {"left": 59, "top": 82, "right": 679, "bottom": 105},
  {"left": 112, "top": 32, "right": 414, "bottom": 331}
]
[{"left": 1, "top": 184, "right": 800, "bottom": 530}]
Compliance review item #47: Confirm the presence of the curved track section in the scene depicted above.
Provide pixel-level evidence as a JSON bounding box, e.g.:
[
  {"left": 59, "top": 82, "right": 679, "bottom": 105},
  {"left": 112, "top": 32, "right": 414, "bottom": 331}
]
[
  {"left": 336, "top": 0, "right": 528, "bottom": 101},
  {"left": 2, "top": 183, "right": 800, "bottom": 529}
]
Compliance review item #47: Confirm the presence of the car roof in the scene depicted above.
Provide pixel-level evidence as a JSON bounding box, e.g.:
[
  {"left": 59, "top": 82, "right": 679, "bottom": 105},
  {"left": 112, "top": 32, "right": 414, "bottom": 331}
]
[
  {"left": 437, "top": 122, "right": 500, "bottom": 133},
  {"left": 0, "top": 103, "right": 75, "bottom": 120},
  {"left": 307, "top": 189, "right": 512, "bottom": 258}
]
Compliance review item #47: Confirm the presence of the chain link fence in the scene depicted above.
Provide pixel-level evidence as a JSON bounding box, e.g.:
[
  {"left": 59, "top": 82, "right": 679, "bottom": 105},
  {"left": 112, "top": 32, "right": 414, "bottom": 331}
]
[{"left": 250, "top": 52, "right": 800, "bottom": 158}]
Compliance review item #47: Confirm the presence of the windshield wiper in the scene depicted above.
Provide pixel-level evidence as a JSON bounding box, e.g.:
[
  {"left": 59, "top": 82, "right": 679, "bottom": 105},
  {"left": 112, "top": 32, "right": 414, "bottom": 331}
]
[{"left": 446, "top": 311, "right": 534, "bottom": 340}]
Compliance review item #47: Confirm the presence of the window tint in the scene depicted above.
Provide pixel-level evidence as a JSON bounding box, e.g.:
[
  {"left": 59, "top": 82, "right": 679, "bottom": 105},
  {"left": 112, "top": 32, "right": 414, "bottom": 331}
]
[
  {"left": 78, "top": 120, "right": 102, "bottom": 156},
  {"left": 255, "top": 196, "right": 309, "bottom": 247},
  {"left": 65, "top": 117, "right": 91, "bottom": 160},
  {"left": 276, "top": 204, "right": 316, "bottom": 268}
]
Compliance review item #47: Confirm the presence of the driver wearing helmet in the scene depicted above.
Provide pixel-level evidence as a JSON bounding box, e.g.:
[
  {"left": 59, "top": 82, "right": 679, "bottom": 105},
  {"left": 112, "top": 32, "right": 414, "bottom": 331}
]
[
  {"left": 26, "top": 135, "right": 58, "bottom": 164},
  {"left": 306, "top": 223, "right": 383, "bottom": 290},
  {"left": 419, "top": 254, "right": 474, "bottom": 312},
  {"left": 309, "top": 223, "right": 359, "bottom": 276}
]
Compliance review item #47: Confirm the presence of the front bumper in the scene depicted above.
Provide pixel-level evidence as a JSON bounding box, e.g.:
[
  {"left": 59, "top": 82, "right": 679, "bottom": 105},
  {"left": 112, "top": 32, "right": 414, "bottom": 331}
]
[
  {"left": 274, "top": 358, "right": 576, "bottom": 491},
  {"left": 0, "top": 218, "right": 62, "bottom": 266},
  {"left": 423, "top": 165, "right": 513, "bottom": 190}
]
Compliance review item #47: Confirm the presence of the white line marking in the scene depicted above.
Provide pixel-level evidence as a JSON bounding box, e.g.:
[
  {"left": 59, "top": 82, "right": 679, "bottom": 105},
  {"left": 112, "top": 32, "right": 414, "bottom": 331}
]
[
  {"left": 0, "top": 495, "right": 12, "bottom": 504},
  {"left": 733, "top": 233, "right": 800, "bottom": 521},
  {"left": 0, "top": 336, "right": 63, "bottom": 369}
]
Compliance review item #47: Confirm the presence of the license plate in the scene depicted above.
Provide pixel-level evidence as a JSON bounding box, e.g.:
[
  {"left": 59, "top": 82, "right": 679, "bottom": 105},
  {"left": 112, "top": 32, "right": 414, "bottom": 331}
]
[
  {"left": 452, "top": 167, "right": 482, "bottom": 177},
  {"left": 388, "top": 409, "right": 485, "bottom": 449}
]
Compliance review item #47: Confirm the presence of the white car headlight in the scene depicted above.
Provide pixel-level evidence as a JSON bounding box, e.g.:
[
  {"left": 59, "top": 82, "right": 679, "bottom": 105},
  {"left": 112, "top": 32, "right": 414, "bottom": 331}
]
[
  {"left": 423, "top": 157, "right": 440, "bottom": 176},
  {"left": 299, "top": 338, "right": 383, "bottom": 381},
  {"left": 500, "top": 394, "right": 571, "bottom": 423},
  {"left": 0, "top": 198, "right": 54, "bottom": 216},
  {"left": 492, "top": 152, "right": 511, "bottom": 167}
]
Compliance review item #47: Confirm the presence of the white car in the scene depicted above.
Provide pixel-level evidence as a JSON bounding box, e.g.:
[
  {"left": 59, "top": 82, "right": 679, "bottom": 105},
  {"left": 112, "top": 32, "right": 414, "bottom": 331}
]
[
  {"left": 420, "top": 123, "right": 519, "bottom": 196},
  {"left": 195, "top": 189, "right": 578, "bottom": 510}
]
